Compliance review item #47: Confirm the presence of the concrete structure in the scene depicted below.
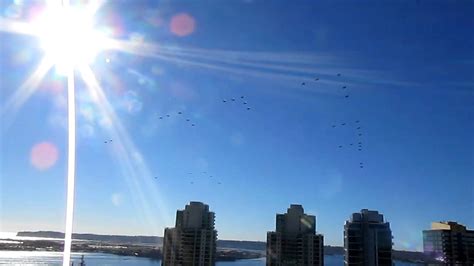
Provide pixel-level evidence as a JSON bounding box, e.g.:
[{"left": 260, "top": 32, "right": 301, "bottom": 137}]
[
  {"left": 344, "top": 209, "right": 393, "bottom": 266},
  {"left": 162, "top": 202, "right": 217, "bottom": 266},
  {"left": 266, "top": 204, "right": 324, "bottom": 265},
  {"left": 423, "top": 221, "right": 474, "bottom": 264}
]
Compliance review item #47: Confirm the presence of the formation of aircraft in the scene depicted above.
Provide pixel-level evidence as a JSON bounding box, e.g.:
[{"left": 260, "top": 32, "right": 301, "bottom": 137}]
[
  {"left": 156, "top": 110, "right": 196, "bottom": 127},
  {"left": 184, "top": 171, "right": 223, "bottom": 185},
  {"left": 319, "top": 73, "right": 366, "bottom": 169},
  {"left": 222, "top": 95, "right": 251, "bottom": 111}
]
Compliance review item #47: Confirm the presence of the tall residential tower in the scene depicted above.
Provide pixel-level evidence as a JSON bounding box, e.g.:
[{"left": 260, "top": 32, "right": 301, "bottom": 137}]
[
  {"left": 266, "top": 204, "right": 324, "bottom": 266},
  {"left": 162, "top": 201, "right": 217, "bottom": 266},
  {"left": 344, "top": 209, "right": 393, "bottom": 266},
  {"left": 423, "top": 221, "right": 474, "bottom": 264}
]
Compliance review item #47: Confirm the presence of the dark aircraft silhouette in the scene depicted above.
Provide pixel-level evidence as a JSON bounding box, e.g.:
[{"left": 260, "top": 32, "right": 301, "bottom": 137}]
[
  {"left": 350, "top": 143, "right": 353, "bottom": 146},
  {"left": 358, "top": 133, "right": 362, "bottom": 136},
  {"left": 355, "top": 120, "right": 360, "bottom": 123},
  {"left": 178, "top": 112, "right": 182, "bottom": 115},
  {"left": 301, "top": 82, "right": 305, "bottom": 85},
  {"left": 104, "top": 141, "right": 108, "bottom": 144},
  {"left": 332, "top": 125, "right": 336, "bottom": 128},
  {"left": 241, "top": 96, "right": 244, "bottom": 99},
  {"left": 231, "top": 98, "right": 235, "bottom": 101},
  {"left": 315, "top": 78, "right": 319, "bottom": 81},
  {"left": 247, "top": 107, "right": 251, "bottom": 110},
  {"left": 159, "top": 117, "right": 163, "bottom": 119},
  {"left": 357, "top": 127, "right": 361, "bottom": 130},
  {"left": 337, "top": 73, "right": 341, "bottom": 76},
  {"left": 341, "top": 123, "right": 346, "bottom": 126},
  {"left": 243, "top": 102, "right": 248, "bottom": 105},
  {"left": 345, "top": 95, "right": 349, "bottom": 98},
  {"left": 186, "top": 119, "right": 190, "bottom": 122},
  {"left": 166, "top": 114, "right": 170, "bottom": 117},
  {"left": 339, "top": 145, "right": 343, "bottom": 148},
  {"left": 223, "top": 100, "right": 227, "bottom": 103},
  {"left": 191, "top": 124, "right": 195, "bottom": 126},
  {"left": 342, "top": 86, "right": 346, "bottom": 89}
]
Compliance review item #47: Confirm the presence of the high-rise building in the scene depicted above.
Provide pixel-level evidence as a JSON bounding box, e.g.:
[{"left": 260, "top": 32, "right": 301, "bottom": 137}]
[
  {"left": 266, "top": 204, "right": 324, "bottom": 266},
  {"left": 344, "top": 209, "right": 393, "bottom": 266},
  {"left": 423, "top": 221, "right": 474, "bottom": 264},
  {"left": 162, "top": 201, "right": 217, "bottom": 266}
]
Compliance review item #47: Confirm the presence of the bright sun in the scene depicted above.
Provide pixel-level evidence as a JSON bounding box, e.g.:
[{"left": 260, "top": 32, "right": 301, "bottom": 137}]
[{"left": 35, "top": 5, "right": 103, "bottom": 74}]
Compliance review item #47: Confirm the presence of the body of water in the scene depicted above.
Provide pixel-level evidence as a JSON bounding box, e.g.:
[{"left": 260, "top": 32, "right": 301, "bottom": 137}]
[{"left": 0, "top": 251, "right": 422, "bottom": 265}]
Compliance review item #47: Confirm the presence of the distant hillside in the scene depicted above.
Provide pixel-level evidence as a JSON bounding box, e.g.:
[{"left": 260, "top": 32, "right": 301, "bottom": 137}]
[
  {"left": 17, "top": 231, "right": 265, "bottom": 251},
  {"left": 324, "top": 245, "right": 344, "bottom": 255},
  {"left": 217, "top": 240, "right": 266, "bottom": 251},
  {"left": 17, "top": 231, "right": 162, "bottom": 245},
  {"left": 16, "top": 231, "right": 434, "bottom": 263}
]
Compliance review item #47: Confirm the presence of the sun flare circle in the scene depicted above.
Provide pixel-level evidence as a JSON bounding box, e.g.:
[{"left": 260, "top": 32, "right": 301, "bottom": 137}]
[{"left": 35, "top": 5, "right": 103, "bottom": 74}]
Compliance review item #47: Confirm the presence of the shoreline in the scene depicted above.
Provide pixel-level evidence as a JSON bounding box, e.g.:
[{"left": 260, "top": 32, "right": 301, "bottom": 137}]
[
  {"left": 0, "top": 238, "right": 263, "bottom": 262},
  {"left": 2, "top": 232, "right": 438, "bottom": 264}
]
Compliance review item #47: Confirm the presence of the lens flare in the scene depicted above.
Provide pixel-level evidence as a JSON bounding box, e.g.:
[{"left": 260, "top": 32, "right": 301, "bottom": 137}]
[
  {"left": 111, "top": 193, "right": 123, "bottom": 207},
  {"left": 170, "top": 13, "right": 195, "bottom": 37},
  {"left": 30, "top": 142, "right": 59, "bottom": 170},
  {"left": 300, "top": 217, "right": 313, "bottom": 229}
]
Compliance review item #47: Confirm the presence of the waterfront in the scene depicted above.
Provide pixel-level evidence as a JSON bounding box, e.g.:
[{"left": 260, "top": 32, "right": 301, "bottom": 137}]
[{"left": 0, "top": 251, "right": 422, "bottom": 265}]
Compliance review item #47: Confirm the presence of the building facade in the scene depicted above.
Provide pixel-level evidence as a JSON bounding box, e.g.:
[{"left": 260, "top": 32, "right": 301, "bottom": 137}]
[
  {"left": 266, "top": 204, "right": 324, "bottom": 266},
  {"left": 423, "top": 221, "right": 474, "bottom": 264},
  {"left": 344, "top": 209, "right": 393, "bottom": 266},
  {"left": 162, "top": 201, "right": 217, "bottom": 266}
]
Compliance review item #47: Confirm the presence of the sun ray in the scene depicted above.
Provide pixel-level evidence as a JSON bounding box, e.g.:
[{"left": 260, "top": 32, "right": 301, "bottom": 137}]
[
  {"left": 158, "top": 44, "right": 336, "bottom": 65},
  {"left": 78, "top": 65, "right": 172, "bottom": 234},
  {"left": 110, "top": 38, "right": 416, "bottom": 91},
  {"left": 1, "top": 57, "right": 53, "bottom": 126},
  {"left": 103, "top": 39, "right": 332, "bottom": 77},
  {"left": 155, "top": 48, "right": 347, "bottom": 79},
  {"left": 0, "top": 18, "right": 38, "bottom": 36},
  {"left": 105, "top": 39, "right": 411, "bottom": 89},
  {"left": 154, "top": 45, "right": 385, "bottom": 84},
  {"left": 128, "top": 49, "right": 335, "bottom": 93},
  {"left": 103, "top": 39, "right": 338, "bottom": 91},
  {"left": 62, "top": 68, "right": 76, "bottom": 266},
  {"left": 83, "top": 0, "right": 106, "bottom": 16}
]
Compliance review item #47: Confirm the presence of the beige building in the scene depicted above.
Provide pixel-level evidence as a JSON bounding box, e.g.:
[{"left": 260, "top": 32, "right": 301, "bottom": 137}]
[
  {"left": 266, "top": 204, "right": 324, "bottom": 266},
  {"left": 162, "top": 202, "right": 217, "bottom": 266},
  {"left": 423, "top": 221, "right": 474, "bottom": 264}
]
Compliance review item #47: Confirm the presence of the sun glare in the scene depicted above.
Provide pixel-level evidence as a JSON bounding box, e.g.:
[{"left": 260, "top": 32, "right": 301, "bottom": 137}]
[{"left": 35, "top": 5, "right": 103, "bottom": 74}]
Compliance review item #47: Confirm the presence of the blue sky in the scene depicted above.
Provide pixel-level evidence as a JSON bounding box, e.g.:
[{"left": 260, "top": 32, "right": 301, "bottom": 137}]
[{"left": 0, "top": 0, "right": 473, "bottom": 250}]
